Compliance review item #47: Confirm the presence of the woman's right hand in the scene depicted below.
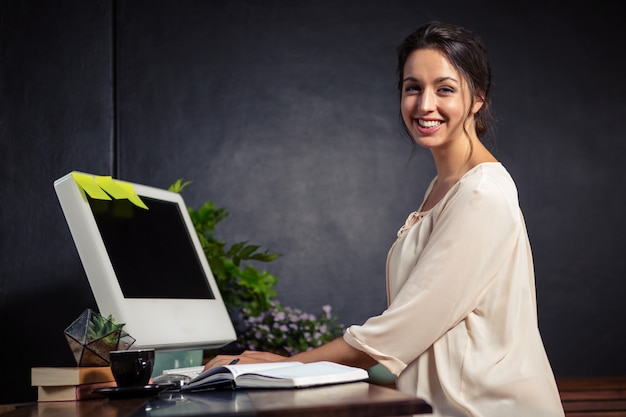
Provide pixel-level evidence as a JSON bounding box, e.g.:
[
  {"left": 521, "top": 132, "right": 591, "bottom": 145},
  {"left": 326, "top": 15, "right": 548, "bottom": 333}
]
[{"left": 203, "top": 350, "right": 289, "bottom": 370}]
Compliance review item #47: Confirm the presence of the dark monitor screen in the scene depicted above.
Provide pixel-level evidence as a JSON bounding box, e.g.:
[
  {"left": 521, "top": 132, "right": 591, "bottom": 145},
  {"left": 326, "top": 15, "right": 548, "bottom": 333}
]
[{"left": 87, "top": 195, "right": 215, "bottom": 299}]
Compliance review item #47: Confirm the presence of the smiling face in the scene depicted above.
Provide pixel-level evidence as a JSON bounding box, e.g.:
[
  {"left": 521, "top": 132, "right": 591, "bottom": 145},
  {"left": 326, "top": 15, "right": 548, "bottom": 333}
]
[{"left": 400, "top": 48, "right": 484, "bottom": 151}]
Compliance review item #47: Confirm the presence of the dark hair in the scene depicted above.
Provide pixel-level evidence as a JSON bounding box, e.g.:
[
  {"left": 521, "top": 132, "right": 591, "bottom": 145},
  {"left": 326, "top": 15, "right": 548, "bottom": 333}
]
[{"left": 397, "top": 21, "right": 494, "bottom": 140}]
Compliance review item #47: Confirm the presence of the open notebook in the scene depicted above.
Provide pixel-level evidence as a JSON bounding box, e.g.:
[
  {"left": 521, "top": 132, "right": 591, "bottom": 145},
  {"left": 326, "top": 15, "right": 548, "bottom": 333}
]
[{"left": 182, "top": 361, "right": 369, "bottom": 391}]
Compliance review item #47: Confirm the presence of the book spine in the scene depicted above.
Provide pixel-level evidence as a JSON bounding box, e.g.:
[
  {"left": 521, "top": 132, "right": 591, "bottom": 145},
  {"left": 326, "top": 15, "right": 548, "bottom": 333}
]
[
  {"left": 31, "top": 367, "right": 115, "bottom": 386},
  {"left": 37, "top": 381, "right": 117, "bottom": 402}
]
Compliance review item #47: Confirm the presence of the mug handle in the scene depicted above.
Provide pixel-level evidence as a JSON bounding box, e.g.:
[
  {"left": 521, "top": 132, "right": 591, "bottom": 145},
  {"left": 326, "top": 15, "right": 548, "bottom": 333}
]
[{"left": 137, "top": 358, "right": 150, "bottom": 381}]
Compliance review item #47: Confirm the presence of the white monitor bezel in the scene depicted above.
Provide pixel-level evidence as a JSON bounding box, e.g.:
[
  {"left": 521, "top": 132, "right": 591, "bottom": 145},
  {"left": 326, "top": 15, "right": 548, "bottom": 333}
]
[{"left": 54, "top": 171, "right": 236, "bottom": 351}]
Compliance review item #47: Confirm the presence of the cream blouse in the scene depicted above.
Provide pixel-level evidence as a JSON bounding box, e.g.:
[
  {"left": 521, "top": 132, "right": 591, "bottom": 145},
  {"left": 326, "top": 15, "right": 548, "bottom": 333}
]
[{"left": 344, "top": 163, "right": 564, "bottom": 417}]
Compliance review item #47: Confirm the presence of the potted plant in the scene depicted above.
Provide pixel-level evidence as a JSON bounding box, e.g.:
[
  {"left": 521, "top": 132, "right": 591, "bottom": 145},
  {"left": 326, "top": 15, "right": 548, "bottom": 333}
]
[
  {"left": 169, "top": 180, "right": 345, "bottom": 355},
  {"left": 64, "top": 308, "right": 135, "bottom": 366}
]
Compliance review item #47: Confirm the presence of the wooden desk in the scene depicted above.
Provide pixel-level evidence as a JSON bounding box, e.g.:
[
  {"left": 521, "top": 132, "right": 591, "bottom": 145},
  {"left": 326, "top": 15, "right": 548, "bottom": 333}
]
[
  {"left": 557, "top": 376, "right": 626, "bottom": 416},
  {"left": 0, "top": 382, "right": 431, "bottom": 417}
]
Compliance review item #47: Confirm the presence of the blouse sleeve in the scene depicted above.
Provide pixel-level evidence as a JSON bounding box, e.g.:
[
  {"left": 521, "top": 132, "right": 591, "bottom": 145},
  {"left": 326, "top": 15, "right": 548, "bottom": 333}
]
[{"left": 344, "top": 171, "right": 523, "bottom": 375}]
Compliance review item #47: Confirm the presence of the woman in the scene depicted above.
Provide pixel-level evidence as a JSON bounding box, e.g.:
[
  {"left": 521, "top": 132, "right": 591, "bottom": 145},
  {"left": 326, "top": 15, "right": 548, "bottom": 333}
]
[{"left": 207, "top": 21, "right": 565, "bottom": 417}]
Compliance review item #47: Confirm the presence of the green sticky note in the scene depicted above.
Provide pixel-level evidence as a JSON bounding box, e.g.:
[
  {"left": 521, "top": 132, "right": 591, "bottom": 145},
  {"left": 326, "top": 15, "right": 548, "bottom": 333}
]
[{"left": 71, "top": 172, "right": 111, "bottom": 200}]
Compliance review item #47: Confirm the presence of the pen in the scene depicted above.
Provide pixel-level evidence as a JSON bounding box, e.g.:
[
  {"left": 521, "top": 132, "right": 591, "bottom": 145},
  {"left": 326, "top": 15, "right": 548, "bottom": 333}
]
[{"left": 229, "top": 358, "right": 240, "bottom": 365}]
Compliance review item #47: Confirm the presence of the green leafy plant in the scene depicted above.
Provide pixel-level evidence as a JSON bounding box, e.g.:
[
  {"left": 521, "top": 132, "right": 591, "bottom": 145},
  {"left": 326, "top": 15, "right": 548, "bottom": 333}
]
[
  {"left": 169, "top": 179, "right": 280, "bottom": 316},
  {"left": 169, "top": 179, "right": 345, "bottom": 354}
]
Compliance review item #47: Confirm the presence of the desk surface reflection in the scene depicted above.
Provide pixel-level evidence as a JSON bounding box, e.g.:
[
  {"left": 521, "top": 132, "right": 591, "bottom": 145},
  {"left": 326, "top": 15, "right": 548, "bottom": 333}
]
[{"left": 0, "top": 382, "right": 431, "bottom": 417}]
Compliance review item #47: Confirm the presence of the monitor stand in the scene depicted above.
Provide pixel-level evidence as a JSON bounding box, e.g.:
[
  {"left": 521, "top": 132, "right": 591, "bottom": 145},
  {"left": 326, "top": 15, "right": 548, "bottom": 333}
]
[{"left": 152, "top": 349, "right": 203, "bottom": 377}]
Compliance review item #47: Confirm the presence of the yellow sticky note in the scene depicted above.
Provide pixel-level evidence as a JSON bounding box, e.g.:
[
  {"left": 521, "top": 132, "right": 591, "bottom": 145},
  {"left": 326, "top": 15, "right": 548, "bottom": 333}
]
[
  {"left": 95, "top": 176, "right": 149, "bottom": 210},
  {"left": 94, "top": 176, "right": 128, "bottom": 199},
  {"left": 116, "top": 181, "right": 149, "bottom": 210},
  {"left": 71, "top": 172, "right": 111, "bottom": 200}
]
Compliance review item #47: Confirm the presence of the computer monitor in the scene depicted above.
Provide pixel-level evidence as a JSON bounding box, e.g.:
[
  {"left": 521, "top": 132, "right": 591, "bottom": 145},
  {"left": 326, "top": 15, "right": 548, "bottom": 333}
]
[{"left": 54, "top": 171, "right": 236, "bottom": 351}]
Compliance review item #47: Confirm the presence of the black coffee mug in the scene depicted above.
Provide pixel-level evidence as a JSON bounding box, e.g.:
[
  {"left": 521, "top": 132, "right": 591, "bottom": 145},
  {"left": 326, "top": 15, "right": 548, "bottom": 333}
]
[{"left": 109, "top": 349, "right": 155, "bottom": 387}]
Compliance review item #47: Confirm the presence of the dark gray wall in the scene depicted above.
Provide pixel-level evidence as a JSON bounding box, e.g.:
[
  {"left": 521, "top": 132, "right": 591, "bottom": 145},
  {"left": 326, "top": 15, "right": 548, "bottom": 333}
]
[
  {"left": 0, "top": 0, "right": 112, "bottom": 404},
  {"left": 1, "top": 0, "right": 625, "bottom": 404}
]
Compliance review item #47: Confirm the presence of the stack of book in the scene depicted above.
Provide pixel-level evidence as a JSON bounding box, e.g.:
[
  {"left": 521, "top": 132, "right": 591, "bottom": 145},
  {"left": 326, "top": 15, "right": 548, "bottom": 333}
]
[{"left": 31, "top": 366, "right": 117, "bottom": 401}]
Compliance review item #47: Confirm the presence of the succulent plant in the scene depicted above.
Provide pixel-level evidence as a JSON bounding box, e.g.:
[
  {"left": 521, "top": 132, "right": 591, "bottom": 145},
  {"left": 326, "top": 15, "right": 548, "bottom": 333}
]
[
  {"left": 65, "top": 309, "right": 135, "bottom": 366},
  {"left": 87, "top": 313, "right": 126, "bottom": 342}
]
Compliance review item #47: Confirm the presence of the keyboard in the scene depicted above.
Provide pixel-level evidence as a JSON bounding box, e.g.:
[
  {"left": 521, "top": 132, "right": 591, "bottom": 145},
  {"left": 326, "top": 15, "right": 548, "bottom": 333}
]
[{"left": 161, "top": 365, "right": 205, "bottom": 379}]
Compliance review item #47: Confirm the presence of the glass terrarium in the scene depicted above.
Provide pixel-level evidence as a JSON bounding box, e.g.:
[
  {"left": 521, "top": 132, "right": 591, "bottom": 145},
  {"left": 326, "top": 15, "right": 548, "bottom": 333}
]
[{"left": 64, "top": 308, "right": 135, "bottom": 366}]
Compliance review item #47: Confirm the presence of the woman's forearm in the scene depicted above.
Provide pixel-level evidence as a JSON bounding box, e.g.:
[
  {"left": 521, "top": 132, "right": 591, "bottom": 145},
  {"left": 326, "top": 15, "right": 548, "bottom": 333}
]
[{"left": 290, "top": 337, "right": 377, "bottom": 369}]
